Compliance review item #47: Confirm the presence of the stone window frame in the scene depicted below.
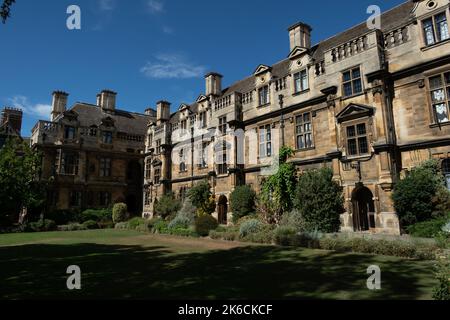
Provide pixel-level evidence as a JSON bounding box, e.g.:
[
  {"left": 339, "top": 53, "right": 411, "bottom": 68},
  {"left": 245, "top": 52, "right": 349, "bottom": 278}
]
[
  {"left": 426, "top": 71, "right": 450, "bottom": 125},
  {"left": 218, "top": 116, "right": 227, "bottom": 135},
  {"left": 61, "top": 152, "right": 79, "bottom": 175},
  {"left": 145, "top": 158, "right": 152, "bottom": 179},
  {"left": 199, "top": 111, "right": 208, "bottom": 129},
  {"left": 153, "top": 166, "right": 161, "bottom": 185},
  {"left": 99, "top": 191, "right": 111, "bottom": 207},
  {"left": 144, "top": 189, "right": 152, "bottom": 206},
  {"left": 179, "top": 148, "right": 187, "bottom": 173},
  {"left": 293, "top": 68, "right": 309, "bottom": 94},
  {"left": 64, "top": 125, "right": 76, "bottom": 140},
  {"left": 197, "top": 141, "right": 209, "bottom": 169},
  {"left": 294, "top": 111, "right": 314, "bottom": 151},
  {"left": 342, "top": 119, "right": 371, "bottom": 158},
  {"left": 342, "top": 66, "right": 364, "bottom": 98},
  {"left": 420, "top": 8, "right": 450, "bottom": 47},
  {"left": 99, "top": 157, "right": 112, "bottom": 177},
  {"left": 258, "top": 124, "right": 272, "bottom": 159},
  {"left": 69, "top": 190, "right": 82, "bottom": 208},
  {"left": 155, "top": 139, "right": 162, "bottom": 155},
  {"left": 102, "top": 131, "right": 113, "bottom": 144},
  {"left": 258, "top": 85, "right": 270, "bottom": 107}
]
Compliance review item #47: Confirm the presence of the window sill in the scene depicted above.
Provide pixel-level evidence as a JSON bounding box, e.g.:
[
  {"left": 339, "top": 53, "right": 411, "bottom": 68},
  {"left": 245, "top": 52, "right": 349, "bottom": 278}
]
[
  {"left": 216, "top": 173, "right": 229, "bottom": 178},
  {"left": 430, "top": 121, "right": 450, "bottom": 128},
  {"left": 421, "top": 38, "right": 450, "bottom": 52},
  {"left": 295, "top": 147, "right": 315, "bottom": 152},
  {"left": 344, "top": 153, "right": 372, "bottom": 161},
  {"left": 340, "top": 92, "right": 365, "bottom": 101},
  {"left": 257, "top": 103, "right": 271, "bottom": 109},
  {"left": 292, "top": 88, "right": 310, "bottom": 97}
]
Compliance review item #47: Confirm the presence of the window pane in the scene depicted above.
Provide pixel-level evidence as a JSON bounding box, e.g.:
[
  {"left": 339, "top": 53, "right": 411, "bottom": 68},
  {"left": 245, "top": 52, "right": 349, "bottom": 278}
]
[
  {"left": 348, "top": 139, "right": 358, "bottom": 155},
  {"left": 267, "top": 142, "right": 272, "bottom": 156},
  {"left": 304, "top": 113, "right": 310, "bottom": 123},
  {"left": 305, "top": 133, "right": 312, "bottom": 148},
  {"left": 347, "top": 126, "right": 356, "bottom": 137},
  {"left": 301, "top": 70, "right": 309, "bottom": 90},
  {"left": 352, "top": 68, "right": 361, "bottom": 79},
  {"left": 358, "top": 137, "right": 368, "bottom": 154},
  {"left": 435, "top": 103, "right": 449, "bottom": 123},
  {"left": 423, "top": 18, "right": 436, "bottom": 45},
  {"left": 445, "top": 73, "right": 450, "bottom": 85},
  {"left": 353, "top": 79, "right": 363, "bottom": 94},
  {"left": 344, "top": 82, "right": 353, "bottom": 96},
  {"left": 357, "top": 123, "right": 366, "bottom": 135},
  {"left": 297, "top": 135, "right": 304, "bottom": 149},
  {"left": 430, "top": 75, "right": 443, "bottom": 89},
  {"left": 432, "top": 89, "right": 446, "bottom": 102},
  {"left": 436, "top": 13, "right": 449, "bottom": 41},
  {"left": 343, "top": 71, "right": 351, "bottom": 82}
]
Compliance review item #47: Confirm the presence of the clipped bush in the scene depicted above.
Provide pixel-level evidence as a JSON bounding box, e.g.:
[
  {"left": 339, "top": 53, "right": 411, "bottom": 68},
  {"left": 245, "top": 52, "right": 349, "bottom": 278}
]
[
  {"left": 80, "top": 208, "right": 112, "bottom": 223},
  {"left": 209, "top": 229, "right": 238, "bottom": 241},
  {"left": 113, "top": 203, "right": 128, "bottom": 223},
  {"left": 291, "top": 230, "right": 323, "bottom": 249},
  {"left": 169, "top": 228, "right": 198, "bottom": 238},
  {"left": 280, "top": 209, "right": 306, "bottom": 232},
  {"left": 127, "top": 217, "right": 146, "bottom": 230},
  {"left": 195, "top": 214, "right": 219, "bottom": 237},
  {"left": 114, "top": 222, "right": 129, "bottom": 230},
  {"left": 239, "top": 219, "right": 262, "bottom": 239},
  {"left": 154, "top": 193, "right": 182, "bottom": 220},
  {"left": 98, "top": 220, "right": 115, "bottom": 229},
  {"left": 230, "top": 185, "right": 256, "bottom": 223},
  {"left": 67, "top": 223, "right": 87, "bottom": 231},
  {"left": 25, "top": 219, "right": 57, "bottom": 233},
  {"left": 294, "top": 168, "right": 344, "bottom": 233},
  {"left": 82, "top": 220, "right": 99, "bottom": 230},
  {"left": 274, "top": 226, "right": 297, "bottom": 246}
]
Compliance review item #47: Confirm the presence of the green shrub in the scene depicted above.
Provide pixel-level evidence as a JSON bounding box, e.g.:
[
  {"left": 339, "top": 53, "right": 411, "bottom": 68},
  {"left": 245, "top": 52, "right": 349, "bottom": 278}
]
[
  {"left": 209, "top": 229, "right": 238, "bottom": 241},
  {"left": 127, "top": 217, "right": 146, "bottom": 230},
  {"left": 230, "top": 185, "right": 256, "bottom": 223},
  {"left": 169, "top": 228, "right": 198, "bottom": 238},
  {"left": 154, "top": 193, "right": 182, "bottom": 220},
  {"left": 168, "top": 216, "right": 191, "bottom": 230},
  {"left": 241, "top": 225, "right": 274, "bottom": 244},
  {"left": 280, "top": 209, "right": 306, "bottom": 232},
  {"left": 67, "top": 223, "right": 87, "bottom": 231},
  {"left": 112, "top": 203, "right": 128, "bottom": 223},
  {"left": 114, "top": 222, "right": 129, "bottom": 230},
  {"left": 98, "top": 220, "right": 115, "bottom": 229},
  {"left": 188, "top": 180, "right": 215, "bottom": 215},
  {"left": 433, "top": 256, "right": 450, "bottom": 300},
  {"left": 25, "top": 219, "right": 57, "bottom": 232},
  {"left": 82, "top": 220, "right": 99, "bottom": 230},
  {"left": 239, "top": 219, "right": 262, "bottom": 239},
  {"left": 294, "top": 168, "right": 344, "bottom": 233},
  {"left": 45, "top": 210, "right": 80, "bottom": 225},
  {"left": 195, "top": 214, "right": 219, "bottom": 237},
  {"left": 80, "top": 208, "right": 112, "bottom": 223},
  {"left": 291, "top": 230, "right": 323, "bottom": 249},
  {"left": 274, "top": 226, "right": 297, "bottom": 246},
  {"left": 393, "top": 160, "right": 446, "bottom": 227},
  {"left": 153, "top": 220, "right": 169, "bottom": 234},
  {"left": 176, "top": 198, "right": 197, "bottom": 224},
  {"left": 407, "top": 215, "right": 449, "bottom": 238}
]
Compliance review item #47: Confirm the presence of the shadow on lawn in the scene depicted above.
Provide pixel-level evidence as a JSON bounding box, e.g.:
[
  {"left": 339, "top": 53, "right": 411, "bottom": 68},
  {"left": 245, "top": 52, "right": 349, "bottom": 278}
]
[{"left": 0, "top": 243, "right": 436, "bottom": 300}]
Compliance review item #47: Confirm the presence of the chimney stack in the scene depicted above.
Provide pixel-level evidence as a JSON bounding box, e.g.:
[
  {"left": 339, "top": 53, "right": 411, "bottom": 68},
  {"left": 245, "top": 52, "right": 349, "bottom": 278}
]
[
  {"left": 1, "top": 107, "right": 23, "bottom": 134},
  {"left": 288, "top": 22, "right": 312, "bottom": 52},
  {"left": 51, "top": 91, "right": 69, "bottom": 121},
  {"left": 145, "top": 108, "right": 157, "bottom": 117},
  {"left": 156, "top": 101, "right": 171, "bottom": 124},
  {"left": 99, "top": 90, "right": 117, "bottom": 112},
  {"left": 205, "top": 72, "right": 223, "bottom": 97}
]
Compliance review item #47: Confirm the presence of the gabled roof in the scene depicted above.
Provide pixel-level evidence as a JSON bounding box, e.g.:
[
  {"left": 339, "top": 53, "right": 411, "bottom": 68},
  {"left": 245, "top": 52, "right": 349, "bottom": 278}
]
[
  {"left": 336, "top": 103, "right": 375, "bottom": 123},
  {"left": 288, "top": 46, "right": 309, "bottom": 60},
  {"left": 254, "top": 64, "right": 272, "bottom": 76}
]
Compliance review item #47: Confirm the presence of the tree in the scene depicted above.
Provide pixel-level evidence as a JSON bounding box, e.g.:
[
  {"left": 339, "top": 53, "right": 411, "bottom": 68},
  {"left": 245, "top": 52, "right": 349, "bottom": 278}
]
[
  {"left": 154, "top": 193, "right": 181, "bottom": 220},
  {"left": 259, "top": 146, "right": 297, "bottom": 224},
  {"left": 230, "top": 185, "right": 256, "bottom": 223},
  {"left": 293, "top": 167, "right": 344, "bottom": 233},
  {"left": 393, "top": 160, "right": 449, "bottom": 228},
  {"left": 0, "top": 138, "right": 45, "bottom": 225},
  {"left": 1, "top": 0, "right": 16, "bottom": 24},
  {"left": 188, "top": 180, "right": 215, "bottom": 216}
]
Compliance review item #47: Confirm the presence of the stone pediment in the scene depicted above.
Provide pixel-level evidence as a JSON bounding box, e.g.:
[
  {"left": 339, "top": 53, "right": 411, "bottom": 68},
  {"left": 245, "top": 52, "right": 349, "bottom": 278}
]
[
  {"left": 336, "top": 103, "right": 374, "bottom": 123},
  {"left": 254, "top": 64, "right": 272, "bottom": 76},
  {"left": 288, "top": 46, "right": 309, "bottom": 60},
  {"left": 196, "top": 94, "right": 208, "bottom": 103},
  {"left": 178, "top": 103, "right": 190, "bottom": 111}
]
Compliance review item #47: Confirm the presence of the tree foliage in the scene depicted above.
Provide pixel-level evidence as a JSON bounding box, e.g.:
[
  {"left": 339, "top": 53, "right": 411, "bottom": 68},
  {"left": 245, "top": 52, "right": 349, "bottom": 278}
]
[
  {"left": 1, "top": 0, "right": 16, "bottom": 24},
  {"left": 259, "top": 147, "right": 297, "bottom": 224},
  {"left": 0, "top": 138, "right": 45, "bottom": 224},
  {"left": 392, "top": 160, "right": 449, "bottom": 228},
  {"left": 154, "top": 193, "right": 181, "bottom": 220},
  {"left": 293, "top": 167, "right": 344, "bottom": 233},
  {"left": 188, "top": 180, "right": 215, "bottom": 215},
  {"left": 230, "top": 185, "right": 256, "bottom": 223}
]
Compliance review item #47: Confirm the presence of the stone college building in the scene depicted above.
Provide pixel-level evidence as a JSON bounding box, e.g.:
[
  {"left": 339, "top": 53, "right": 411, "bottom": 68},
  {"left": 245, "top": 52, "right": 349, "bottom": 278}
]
[{"left": 31, "top": 0, "right": 450, "bottom": 234}]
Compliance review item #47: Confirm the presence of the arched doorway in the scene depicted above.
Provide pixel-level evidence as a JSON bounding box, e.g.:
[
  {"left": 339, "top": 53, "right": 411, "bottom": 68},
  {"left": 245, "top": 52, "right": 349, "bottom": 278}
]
[
  {"left": 352, "top": 186, "right": 375, "bottom": 232},
  {"left": 217, "top": 195, "right": 228, "bottom": 225}
]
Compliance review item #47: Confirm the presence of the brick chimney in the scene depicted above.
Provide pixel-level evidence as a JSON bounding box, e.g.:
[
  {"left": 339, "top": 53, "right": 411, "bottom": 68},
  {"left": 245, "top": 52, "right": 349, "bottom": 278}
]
[
  {"left": 51, "top": 91, "right": 69, "bottom": 121},
  {"left": 205, "top": 72, "right": 223, "bottom": 97},
  {"left": 1, "top": 107, "right": 23, "bottom": 134},
  {"left": 288, "top": 22, "right": 312, "bottom": 52}
]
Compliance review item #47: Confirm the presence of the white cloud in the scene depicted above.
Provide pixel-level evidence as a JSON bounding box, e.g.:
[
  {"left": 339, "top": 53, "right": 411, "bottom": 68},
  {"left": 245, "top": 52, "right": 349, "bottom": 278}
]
[
  {"left": 162, "top": 26, "right": 174, "bottom": 34},
  {"left": 9, "top": 96, "right": 52, "bottom": 120},
  {"left": 147, "top": 0, "right": 164, "bottom": 14},
  {"left": 99, "top": 0, "right": 116, "bottom": 11},
  {"left": 140, "top": 54, "right": 206, "bottom": 79}
]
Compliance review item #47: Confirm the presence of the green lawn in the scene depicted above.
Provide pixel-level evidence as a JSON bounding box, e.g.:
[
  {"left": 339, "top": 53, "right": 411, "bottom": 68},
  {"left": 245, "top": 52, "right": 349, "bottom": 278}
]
[{"left": 0, "top": 229, "right": 438, "bottom": 300}]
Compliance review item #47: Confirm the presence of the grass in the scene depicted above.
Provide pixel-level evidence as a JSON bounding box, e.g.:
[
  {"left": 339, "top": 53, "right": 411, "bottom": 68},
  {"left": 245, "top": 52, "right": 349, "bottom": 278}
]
[{"left": 0, "top": 229, "right": 438, "bottom": 300}]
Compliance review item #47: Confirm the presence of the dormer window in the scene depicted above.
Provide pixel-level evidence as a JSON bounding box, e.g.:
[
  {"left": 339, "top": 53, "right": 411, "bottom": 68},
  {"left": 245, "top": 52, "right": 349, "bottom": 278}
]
[
  {"left": 423, "top": 12, "right": 449, "bottom": 46},
  {"left": 294, "top": 70, "right": 309, "bottom": 93},
  {"left": 258, "top": 85, "right": 270, "bottom": 106}
]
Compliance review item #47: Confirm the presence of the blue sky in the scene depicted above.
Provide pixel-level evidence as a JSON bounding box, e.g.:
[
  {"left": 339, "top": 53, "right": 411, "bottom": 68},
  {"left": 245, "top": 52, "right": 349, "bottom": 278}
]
[{"left": 0, "top": 0, "right": 406, "bottom": 136}]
